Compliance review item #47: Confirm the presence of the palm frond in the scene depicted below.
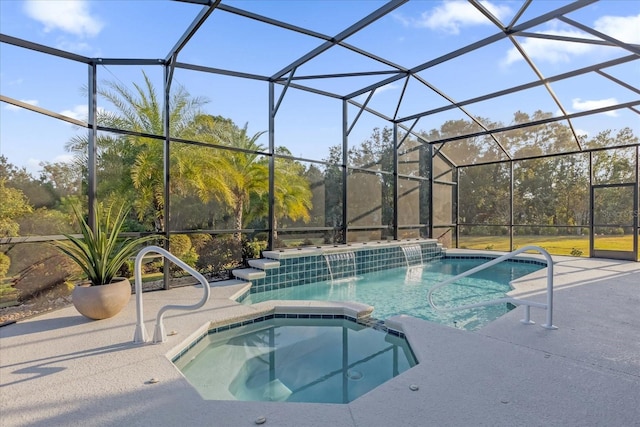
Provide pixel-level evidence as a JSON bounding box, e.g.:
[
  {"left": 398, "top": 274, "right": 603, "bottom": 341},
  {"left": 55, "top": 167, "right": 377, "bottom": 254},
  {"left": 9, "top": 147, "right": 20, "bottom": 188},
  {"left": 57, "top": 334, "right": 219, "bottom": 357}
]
[{"left": 53, "top": 202, "right": 158, "bottom": 285}]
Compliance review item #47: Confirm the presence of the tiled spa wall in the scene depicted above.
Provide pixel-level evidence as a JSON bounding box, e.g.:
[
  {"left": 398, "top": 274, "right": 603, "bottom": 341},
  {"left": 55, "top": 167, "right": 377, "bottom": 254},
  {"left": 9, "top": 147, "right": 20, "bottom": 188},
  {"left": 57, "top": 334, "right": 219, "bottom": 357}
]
[{"left": 249, "top": 240, "right": 444, "bottom": 294}]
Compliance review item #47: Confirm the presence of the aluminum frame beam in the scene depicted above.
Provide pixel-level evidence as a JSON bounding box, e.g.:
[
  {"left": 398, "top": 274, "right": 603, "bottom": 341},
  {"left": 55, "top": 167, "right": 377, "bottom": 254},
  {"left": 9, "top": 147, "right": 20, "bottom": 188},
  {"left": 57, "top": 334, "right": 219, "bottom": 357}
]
[
  {"left": 433, "top": 100, "right": 640, "bottom": 151},
  {"left": 0, "top": 33, "right": 90, "bottom": 63},
  {"left": 398, "top": 55, "right": 638, "bottom": 123},
  {"left": 165, "top": 0, "right": 221, "bottom": 63},
  {"left": 271, "top": 0, "right": 408, "bottom": 81}
]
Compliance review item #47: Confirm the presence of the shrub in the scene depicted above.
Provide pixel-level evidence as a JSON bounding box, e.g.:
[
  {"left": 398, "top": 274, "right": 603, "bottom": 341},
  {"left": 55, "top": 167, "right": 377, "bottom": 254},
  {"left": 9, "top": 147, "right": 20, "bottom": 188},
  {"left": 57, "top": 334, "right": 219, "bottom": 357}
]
[
  {"left": 242, "top": 238, "right": 267, "bottom": 262},
  {"left": 189, "top": 233, "right": 213, "bottom": 251},
  {"left": 51, "top": 202, "right": 157, "bottom": 286},
  {"left": 12, "top": 251, "right": 76, "bottom": 303},
  {"left": 117, "top": 259, "right": 134, "bottom": 278},
  {"left": 273, "top": 237, "right": 288, "bottom": 249},
  {"left": 18, "top": 208, "right": 68, "bottom": 236},
  {"left": 470, "top": 226, "right": 491, "bottom": 236},
  {"left": 195, "top": 235, "right": 241, "bottom": 276},
  {"left": 570, "top": 248, "right": 584, "bottom": 257},
  {"left": 169, "top": 234, "right": 199, "bottom": 269},
  {"left": 169, "top": 234, "right": 192, "bottom": 257},
  {"left": 0, "top": 253, "right": 10, "bottom": 278}
]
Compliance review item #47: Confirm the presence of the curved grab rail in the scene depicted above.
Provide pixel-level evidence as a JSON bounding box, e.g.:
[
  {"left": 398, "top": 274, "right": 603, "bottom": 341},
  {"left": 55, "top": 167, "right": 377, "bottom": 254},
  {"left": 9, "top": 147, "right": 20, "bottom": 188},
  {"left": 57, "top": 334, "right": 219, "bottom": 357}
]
[
  {"left": 427, "top": 246, "right": 557, "bottom": 330},
  {"left": 133, "top": 245, "right": 211, "bottom": 344}
]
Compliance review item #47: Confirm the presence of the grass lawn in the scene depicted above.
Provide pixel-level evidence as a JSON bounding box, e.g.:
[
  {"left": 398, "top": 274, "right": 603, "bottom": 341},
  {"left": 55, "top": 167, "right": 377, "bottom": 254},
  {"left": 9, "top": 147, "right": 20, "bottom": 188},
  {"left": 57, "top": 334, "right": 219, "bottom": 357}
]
[{"left": 458, "top": 234, "right": 638, "bottom": 258}]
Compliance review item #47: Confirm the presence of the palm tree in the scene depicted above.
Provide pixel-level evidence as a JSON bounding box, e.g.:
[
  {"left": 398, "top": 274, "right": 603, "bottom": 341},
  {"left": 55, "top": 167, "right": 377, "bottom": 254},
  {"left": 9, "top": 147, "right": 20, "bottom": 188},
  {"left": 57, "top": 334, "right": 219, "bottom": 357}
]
[
  {"left": 214, "top": 122, "right": 268, "bottom": 242},
  {"left": 66, "top": 72, "right": 228, "bottom": 231},
  {"left": 272, "top": 157, "right": 313, "bottom": 242},
  {"left": 247, "top": 147, "right": 313, "bottom": 243},
  {"left": 66, "top": 72, "right": 311, "bottom": 247}
]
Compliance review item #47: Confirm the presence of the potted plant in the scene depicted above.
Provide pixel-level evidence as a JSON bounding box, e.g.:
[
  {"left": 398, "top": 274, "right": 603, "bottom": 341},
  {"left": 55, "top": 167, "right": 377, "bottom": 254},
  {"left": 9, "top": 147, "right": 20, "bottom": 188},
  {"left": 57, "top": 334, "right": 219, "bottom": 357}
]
[{"left": 54, "top": 202, "right": 157, "bottom": 320}]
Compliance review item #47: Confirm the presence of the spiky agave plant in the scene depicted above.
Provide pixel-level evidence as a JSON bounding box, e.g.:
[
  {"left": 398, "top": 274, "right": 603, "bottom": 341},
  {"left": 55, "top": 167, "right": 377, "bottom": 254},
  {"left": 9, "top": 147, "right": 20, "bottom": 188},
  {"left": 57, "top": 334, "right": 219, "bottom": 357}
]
[{"left": 54, "top": 203, "right": 157, "bottom": 286}]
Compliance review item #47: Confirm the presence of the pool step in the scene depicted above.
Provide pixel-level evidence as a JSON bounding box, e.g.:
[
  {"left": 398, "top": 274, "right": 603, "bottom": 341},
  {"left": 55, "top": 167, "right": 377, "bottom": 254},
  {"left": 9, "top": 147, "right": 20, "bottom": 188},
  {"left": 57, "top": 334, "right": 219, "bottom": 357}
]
[
  {"left": 209, "top": 279, "right": 252, "bottom": 301},
  {"left": 248, "top": 258, "right": 280, "bottom": 270},
  {"left": 231, "top": 268, "right": 266, "bottom": 281},
  {"left": 210, "top": 279, "right": 247, "bottom": 287}
]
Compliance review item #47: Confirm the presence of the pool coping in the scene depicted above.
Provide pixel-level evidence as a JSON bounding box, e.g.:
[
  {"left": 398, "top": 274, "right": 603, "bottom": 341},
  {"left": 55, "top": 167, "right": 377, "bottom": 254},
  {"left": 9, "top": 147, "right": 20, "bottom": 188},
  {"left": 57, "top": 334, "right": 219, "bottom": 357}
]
[
  {"left": 261, "top": 238, "right": 440, "bottom": 260},
  {"left": 1, "top": 251, "right": 639, "bottom": 426},
  {"left": 166, "top": 300, "right": 376, "bottom": 362},
  {"left": 444, "top": 249, "right": 554, "bottom": 299}
]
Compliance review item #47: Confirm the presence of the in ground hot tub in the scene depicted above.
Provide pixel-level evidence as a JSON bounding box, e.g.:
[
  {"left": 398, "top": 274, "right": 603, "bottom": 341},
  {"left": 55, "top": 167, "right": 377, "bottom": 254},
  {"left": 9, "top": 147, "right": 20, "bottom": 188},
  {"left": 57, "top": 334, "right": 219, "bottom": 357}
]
[{"left": 172, "top": 314, "right": 417, "bottom": 403}]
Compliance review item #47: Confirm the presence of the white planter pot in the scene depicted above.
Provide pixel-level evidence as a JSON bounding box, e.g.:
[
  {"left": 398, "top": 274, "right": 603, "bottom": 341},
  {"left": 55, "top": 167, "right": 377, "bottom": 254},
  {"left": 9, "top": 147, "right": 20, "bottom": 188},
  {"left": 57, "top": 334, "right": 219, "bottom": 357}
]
[{"left": 72, "top": 278, "right": 132, "bottom": 320}]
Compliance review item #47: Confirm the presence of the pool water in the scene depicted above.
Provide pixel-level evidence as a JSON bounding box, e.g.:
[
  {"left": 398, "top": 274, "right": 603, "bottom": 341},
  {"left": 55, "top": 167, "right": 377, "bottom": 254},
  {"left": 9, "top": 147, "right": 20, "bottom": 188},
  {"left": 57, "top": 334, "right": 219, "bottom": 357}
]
[
  {"left": 243, "top": 258, "right": 543, "bottom": 330},
  {"left": 175, "top": 318, "right": 416, "bottom": 403}
]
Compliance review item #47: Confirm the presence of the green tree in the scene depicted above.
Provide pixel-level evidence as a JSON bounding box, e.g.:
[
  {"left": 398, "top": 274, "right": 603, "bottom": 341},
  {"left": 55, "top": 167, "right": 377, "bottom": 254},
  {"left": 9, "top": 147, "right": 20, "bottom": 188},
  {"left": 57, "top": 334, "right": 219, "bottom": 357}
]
[
  {"left": 420, "top": 118, "right": 503, "bottom": 166},
  {"left": 0, "top": 155, "right": 55, "bottom": 209},
  {"left": 36, "top": 160, "right": 83, "bottom": 209},
  {"left": 247, "top": 147, "right": 313, "bottom": 242},
  {"left": 323, "top": 145, "right": 344, "bottom": 242},
  {"left": 458, "top": 163, "right": 510, "bottom": 227},
  {"left": 0, "top": 180, "right": 33, "bottom": 279},
  {"left": 589, "top": 129, "right": 638, "bottom": 232},
  {"left": 214, "top": 122, "right": 268, "bottom": 242},
  {"left": 66, "top": 72, "right": 218, "bottom": 231},
  {"left": 591, "top": 128, "right": 638, "bottom": 184},
  {"left": 303, "top": 164, "right": 328, "bottom": 227},
  {"left": 552, "top": 153, "right": 589, "bottom": 230},
  {"left": 0, "top": 179, "right": 33, "bottom": 237}
]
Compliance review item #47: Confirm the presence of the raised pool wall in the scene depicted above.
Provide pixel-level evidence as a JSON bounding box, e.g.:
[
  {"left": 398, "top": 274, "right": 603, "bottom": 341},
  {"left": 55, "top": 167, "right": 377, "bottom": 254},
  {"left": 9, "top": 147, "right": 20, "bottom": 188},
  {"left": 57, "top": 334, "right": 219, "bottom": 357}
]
[{"left": 241, "top": 239, "right": 444, "bottom": 294}]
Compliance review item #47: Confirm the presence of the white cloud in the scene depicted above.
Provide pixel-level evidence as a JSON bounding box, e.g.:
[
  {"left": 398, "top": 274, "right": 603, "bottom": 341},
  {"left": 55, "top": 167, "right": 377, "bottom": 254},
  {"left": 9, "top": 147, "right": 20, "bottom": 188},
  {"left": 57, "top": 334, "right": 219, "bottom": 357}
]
[
  {"left": 26, "top": 158, "right": 41, "bottom": 172},
  {"left": 4, "top": 99, "right": 39, "bottom": 111},
  {"left": 595, "top": 14, "right": 640, "bottom": 44},
  {"left": 24, "top": 154, "right": 75, "bottom": 175},
  {"left": 60, "top": 104, "right": 88, "bottom": 121},
  {"left": 355, "top": 84, "right": 399, "bottom": 103},
  {"left": 407, "top": 1, "right": 511, "bottom": 34},
  {"left": 59, "top": 104, "right": 108, "bottom": 121},
  {"left": 572, "top": 98, "right": 619, "bottom": 117},
  {"left": 575, "top": 128, "right": 589, "bottom": 139},
  {"left": 504, "top": 14, "right": 640, "bottom": 65},
  {"left": 503, "top": 28, "right": 594, "bottom": 65},
  {"left": 393, "top": 13, "right": 411, "bottom": 27},
  {"left": 56, "top": 39, "right": 92, "bottom": 53},
  {"left": 375, "top": 83, "right": 399, "bottom": 95},
  {"left": 23, "top": 0, "right": 103, "bottom": 38},
  {"left": 53, "top": 154, "right": 75, "bottom": 164}
]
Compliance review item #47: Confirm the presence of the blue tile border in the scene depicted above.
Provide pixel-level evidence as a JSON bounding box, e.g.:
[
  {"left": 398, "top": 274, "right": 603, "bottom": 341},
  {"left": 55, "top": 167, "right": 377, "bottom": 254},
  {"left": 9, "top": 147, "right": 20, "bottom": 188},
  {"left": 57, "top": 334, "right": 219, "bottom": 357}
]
[
  {"left": 443, "top": 254, "right": 547, "bottom": 267},
  {"left": 249, "top": 241, "right": 445, "bottom": 294},
  {"left": 171, "top": 313, "right": 406, "bottom": 363}
]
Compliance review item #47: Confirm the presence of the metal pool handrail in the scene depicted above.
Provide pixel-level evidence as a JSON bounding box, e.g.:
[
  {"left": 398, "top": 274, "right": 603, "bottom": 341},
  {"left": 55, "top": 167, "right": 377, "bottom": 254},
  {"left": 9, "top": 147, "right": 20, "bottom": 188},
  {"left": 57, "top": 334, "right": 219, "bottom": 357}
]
[
  {"left": 427, "top": 246, "right": 557, "bottom": 330},
  {"left": 133, "top": 245, "right": 211, "bottom": 344}
]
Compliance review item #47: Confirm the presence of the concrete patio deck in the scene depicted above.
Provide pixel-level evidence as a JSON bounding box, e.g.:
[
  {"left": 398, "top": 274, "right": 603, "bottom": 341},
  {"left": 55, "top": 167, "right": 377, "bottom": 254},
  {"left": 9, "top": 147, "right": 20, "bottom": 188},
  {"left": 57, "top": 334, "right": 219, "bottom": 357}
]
[{"left": 1, "top": 254, "right": 639, "bottom": 427}]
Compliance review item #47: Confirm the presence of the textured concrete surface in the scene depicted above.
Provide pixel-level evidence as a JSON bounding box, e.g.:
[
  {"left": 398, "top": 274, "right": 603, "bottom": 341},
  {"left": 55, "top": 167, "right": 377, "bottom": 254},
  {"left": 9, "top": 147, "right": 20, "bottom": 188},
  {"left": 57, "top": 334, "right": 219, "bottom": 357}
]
[{"left": 1, "top": 254, "right": 639, "bottom": 427}]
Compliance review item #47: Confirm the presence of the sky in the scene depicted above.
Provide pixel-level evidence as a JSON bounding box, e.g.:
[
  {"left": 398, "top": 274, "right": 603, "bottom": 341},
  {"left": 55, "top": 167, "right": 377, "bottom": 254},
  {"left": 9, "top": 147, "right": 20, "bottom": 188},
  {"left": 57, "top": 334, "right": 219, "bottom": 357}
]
[{"left": 1, "top": 0, "right": 639, "bottom": 174}]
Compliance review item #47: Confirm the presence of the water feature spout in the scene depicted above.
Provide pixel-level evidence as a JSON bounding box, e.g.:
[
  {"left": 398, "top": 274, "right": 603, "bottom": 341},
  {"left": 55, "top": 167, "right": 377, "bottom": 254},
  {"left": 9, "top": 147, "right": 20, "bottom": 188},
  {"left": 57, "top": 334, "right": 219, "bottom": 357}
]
[
  {"left": 401, "top": 244, "right": 423, "bottom": 267},
  {"left": 324, "top": 252, "right": 357, "bottom": 281}
]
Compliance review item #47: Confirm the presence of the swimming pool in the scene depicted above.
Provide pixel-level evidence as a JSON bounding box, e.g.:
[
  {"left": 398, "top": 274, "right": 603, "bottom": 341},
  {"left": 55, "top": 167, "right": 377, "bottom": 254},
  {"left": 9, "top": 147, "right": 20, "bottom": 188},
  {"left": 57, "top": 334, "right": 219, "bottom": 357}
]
[
  {"left": 243, "top": 257, "right": 544, "bottom": 330},
  {"left": 173, "top": 317, "right": 416, "bottom": 403}
]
